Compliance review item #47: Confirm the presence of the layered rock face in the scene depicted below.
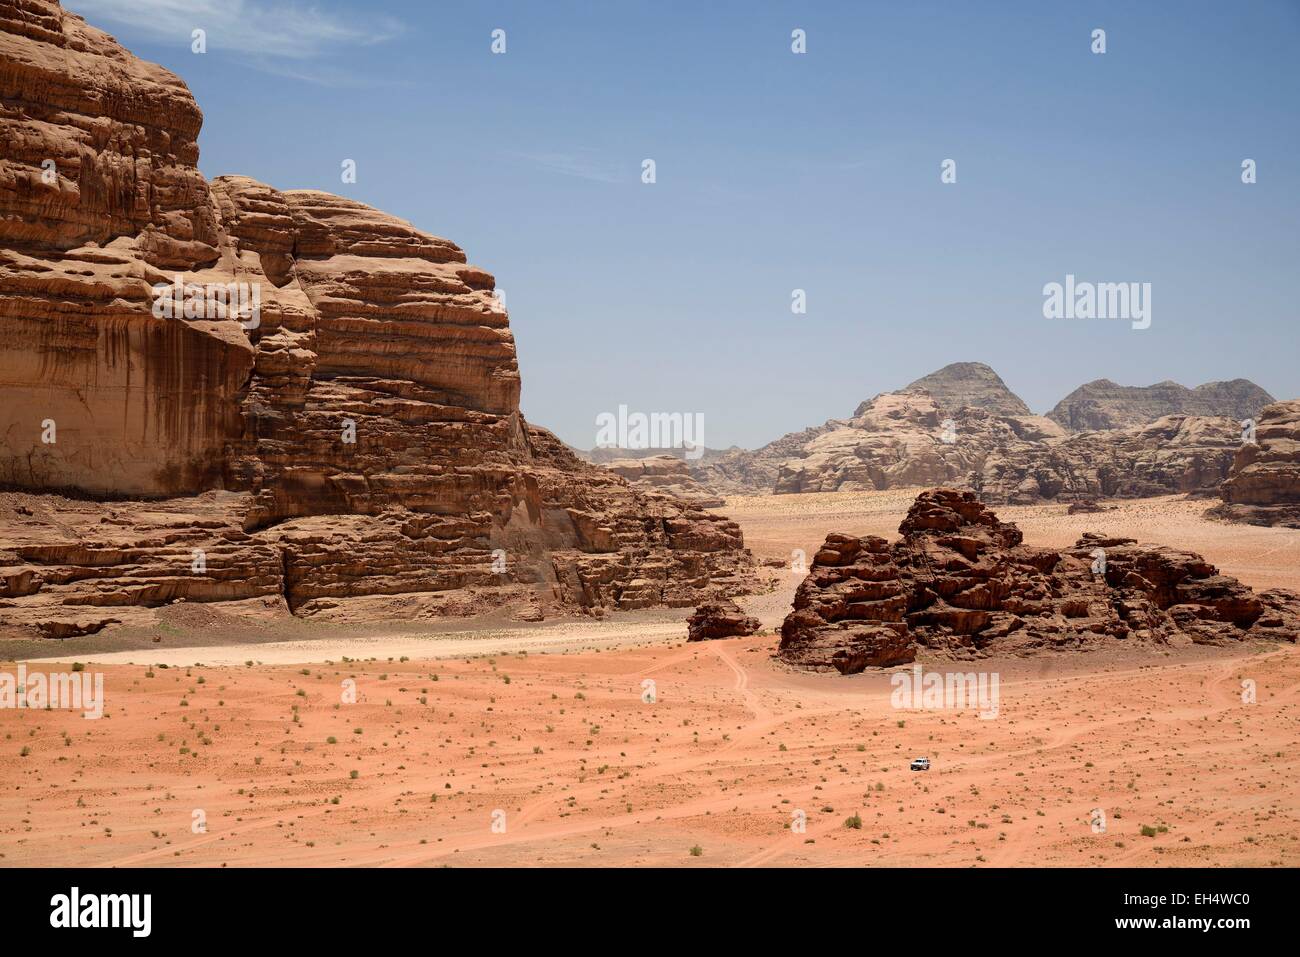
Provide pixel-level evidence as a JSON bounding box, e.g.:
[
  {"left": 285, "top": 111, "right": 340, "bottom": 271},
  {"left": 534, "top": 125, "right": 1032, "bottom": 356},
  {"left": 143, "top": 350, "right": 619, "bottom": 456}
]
[
  {"left": 976, "top": 415, "right": 1242, "bottom": 505},
  {"left": 602, "top": 455, "right": 724, "bottom": 508},
  {"left": 0, "top": 489, "right": 286, "bottom": 638},
  {"left": 211, "top": 177, "right": 525, "bottom": 533},
  {"left": 779, "top": 488, "right": 1299, "bottom": 673},
  {"left": 0, "top": 2, "right": 754, "bottom": 638},
  {"left": 0, "top": 0, "right": 252, "bottom": 494},
  {"left": 1211, "top": 400, "right": 1300, "bottom": 528},
  {"left": 1047, "top": 378, "right": 1273, "bottom": 433},
  {"left": 0, "top": 435, "right": 755, "bottom": 637}
]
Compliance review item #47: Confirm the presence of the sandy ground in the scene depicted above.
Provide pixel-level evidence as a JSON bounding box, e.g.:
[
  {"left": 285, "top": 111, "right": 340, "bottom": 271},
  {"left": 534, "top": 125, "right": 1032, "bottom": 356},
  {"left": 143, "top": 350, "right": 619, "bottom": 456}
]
[
  {"left": 2, "top": 490, "right": 1297, "bottom": 867},
  {"left": 1, "top": 639, "right": 1295, "bottom": 867}
]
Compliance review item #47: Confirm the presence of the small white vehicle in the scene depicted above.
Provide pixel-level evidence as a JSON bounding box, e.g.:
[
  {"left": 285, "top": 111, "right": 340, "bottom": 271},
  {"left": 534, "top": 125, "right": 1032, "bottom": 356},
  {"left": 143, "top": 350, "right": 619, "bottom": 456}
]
[{"left": 910, "top": 757, "right": 931, "bottom": 771}]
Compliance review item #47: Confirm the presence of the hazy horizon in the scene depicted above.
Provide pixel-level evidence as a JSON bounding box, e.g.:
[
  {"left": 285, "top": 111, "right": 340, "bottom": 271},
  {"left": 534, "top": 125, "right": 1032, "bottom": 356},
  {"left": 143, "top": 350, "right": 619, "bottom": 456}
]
[{"left": 65, "top": 0, "right": 1300, "bottom": 449}]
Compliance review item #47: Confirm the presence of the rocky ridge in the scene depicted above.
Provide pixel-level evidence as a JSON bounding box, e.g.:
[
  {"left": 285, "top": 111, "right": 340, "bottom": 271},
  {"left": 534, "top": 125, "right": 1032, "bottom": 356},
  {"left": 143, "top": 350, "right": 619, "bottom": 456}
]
[{"left": 1048, "top": 378, "right": 1274, "bottom": 433}]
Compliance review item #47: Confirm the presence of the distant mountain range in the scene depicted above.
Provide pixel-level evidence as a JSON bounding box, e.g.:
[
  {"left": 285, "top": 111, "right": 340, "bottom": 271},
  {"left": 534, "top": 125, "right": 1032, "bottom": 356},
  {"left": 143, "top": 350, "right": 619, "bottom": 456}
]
[
  {"left": 1046, "top": 378, "right": 1275, "bottom": 432},
  {"left": 580, "top": 363, "right": 1280, "bottom": 502}
]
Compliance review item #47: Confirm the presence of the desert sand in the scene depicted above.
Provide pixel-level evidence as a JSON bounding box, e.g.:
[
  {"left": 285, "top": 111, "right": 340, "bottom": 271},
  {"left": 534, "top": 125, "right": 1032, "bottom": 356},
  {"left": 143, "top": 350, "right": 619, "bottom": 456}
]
[{"left": 2, "top": 491, "right": 1297, "bottom": 867}]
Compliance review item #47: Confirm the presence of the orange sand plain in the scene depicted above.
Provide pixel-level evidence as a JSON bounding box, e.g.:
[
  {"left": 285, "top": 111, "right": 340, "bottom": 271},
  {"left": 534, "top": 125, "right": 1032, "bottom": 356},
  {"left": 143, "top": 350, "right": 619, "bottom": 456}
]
[{"left": 2, "top": 491, "right": 1297, "bottom": 867}]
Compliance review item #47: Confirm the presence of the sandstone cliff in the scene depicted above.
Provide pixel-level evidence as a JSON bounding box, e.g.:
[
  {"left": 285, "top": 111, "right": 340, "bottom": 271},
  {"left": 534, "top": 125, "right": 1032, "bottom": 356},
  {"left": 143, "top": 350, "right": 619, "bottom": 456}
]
[
  {"left": 0, "top": 1, "right": 754, "bottom": 639},
  {"left": 0, "top": 0, "right": 251, "bottom": 495}
]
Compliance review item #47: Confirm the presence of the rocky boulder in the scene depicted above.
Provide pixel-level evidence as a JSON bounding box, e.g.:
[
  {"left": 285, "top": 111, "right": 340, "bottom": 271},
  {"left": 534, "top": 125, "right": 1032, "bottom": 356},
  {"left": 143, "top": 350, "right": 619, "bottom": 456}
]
[{"left": 686, "top": 599, "right": 760, "bottom": 641}]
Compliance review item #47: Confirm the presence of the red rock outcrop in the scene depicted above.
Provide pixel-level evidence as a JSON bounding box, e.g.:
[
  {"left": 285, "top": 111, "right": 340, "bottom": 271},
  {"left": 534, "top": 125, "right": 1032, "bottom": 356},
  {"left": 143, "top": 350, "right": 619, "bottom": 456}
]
[
  {"left": 779, "top": 488, "right": 1299, "bottom": 672},
  {"left": 686, "top": 599, "right": 760, "bottom": 642},
  {"left": 0, "top": 2, "right": 755, "bottom": 639},
  {"left": 1211, "top": 400, "right": 1300, "bottom": 528}
]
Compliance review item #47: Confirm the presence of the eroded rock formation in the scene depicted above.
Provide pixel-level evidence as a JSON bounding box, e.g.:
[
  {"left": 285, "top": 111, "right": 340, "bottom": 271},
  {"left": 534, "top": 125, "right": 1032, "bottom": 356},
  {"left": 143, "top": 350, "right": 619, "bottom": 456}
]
[
  {"left": 779, "top": 488, "right": 1299, "bottom": 673},
  {"left": 0, "top": 1, "right": 755, "bottom": 639},
  {"left": 686, "top": 599, "right": 760, "bottom": 642},
  {"left": 693, "top": 364, "right": 1045, "bottom": 497},
  {"left": 695, "top": 426, "right": 831, "bottom": 497},
  {"left": 1211, "top": 400, "right": 1300, "bottom": 528}
]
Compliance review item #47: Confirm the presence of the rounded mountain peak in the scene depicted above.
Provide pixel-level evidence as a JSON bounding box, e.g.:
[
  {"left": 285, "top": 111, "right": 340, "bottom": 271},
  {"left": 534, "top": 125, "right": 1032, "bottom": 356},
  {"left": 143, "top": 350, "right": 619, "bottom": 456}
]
[{"left": 897, "top": 362, "right": 1032, "bottom": 417}]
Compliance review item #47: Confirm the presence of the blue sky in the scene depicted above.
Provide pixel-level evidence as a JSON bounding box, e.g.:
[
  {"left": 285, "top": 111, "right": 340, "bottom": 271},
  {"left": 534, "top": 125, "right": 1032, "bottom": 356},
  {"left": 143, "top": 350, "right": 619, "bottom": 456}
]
[{"left": 67, "top": 0, "right": 1300, "bottom": 449}]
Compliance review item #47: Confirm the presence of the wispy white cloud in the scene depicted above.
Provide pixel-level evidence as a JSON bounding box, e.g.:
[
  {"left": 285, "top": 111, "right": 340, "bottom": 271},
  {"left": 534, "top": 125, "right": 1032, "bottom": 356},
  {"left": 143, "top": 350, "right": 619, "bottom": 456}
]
[
  {"left": 248, "top": 58, "right": 412, "bottom": 89},
  {"left": 507, "top": 149, "right": 626, "bottom": 186},
  {"left": 65, "top": 0, "right": 399, "bottom": 61}
]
